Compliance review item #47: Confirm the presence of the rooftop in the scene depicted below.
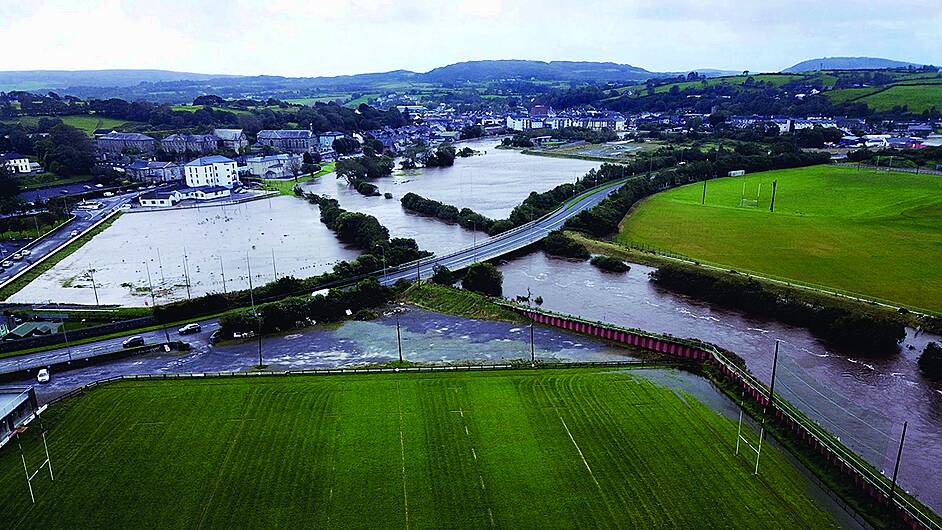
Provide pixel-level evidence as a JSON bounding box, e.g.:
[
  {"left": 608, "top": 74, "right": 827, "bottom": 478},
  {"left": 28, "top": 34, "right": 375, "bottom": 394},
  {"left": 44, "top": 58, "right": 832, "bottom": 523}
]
[{"left": 185, "top": 155, "right": 235, "bottom": 167}]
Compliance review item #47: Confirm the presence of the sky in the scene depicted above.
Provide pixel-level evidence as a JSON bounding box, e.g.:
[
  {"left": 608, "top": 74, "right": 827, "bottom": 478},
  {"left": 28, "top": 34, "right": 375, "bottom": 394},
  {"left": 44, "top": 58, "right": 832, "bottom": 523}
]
[{"left": 0, "top": 0, "right": 938, "bottom": 76}]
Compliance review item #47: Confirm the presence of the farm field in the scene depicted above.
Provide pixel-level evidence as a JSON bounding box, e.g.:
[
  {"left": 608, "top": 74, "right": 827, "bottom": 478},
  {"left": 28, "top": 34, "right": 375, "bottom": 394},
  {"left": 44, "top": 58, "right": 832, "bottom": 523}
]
[
  {"left": 857, "top": 85, "right": 942, "bottom": 113},
  {"left": 2, "top": 115, "right": 137, "bottom": 135},
  {"left": 0, "top": 369, "right": 839, "bottom": 528},
  {"left": 618, "top": 165, "right": 942, "bottom": 310}
]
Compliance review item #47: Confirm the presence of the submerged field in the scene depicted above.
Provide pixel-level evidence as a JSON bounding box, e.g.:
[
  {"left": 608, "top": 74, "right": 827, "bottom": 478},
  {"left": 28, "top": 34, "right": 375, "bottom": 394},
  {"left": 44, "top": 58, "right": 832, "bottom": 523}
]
[
  {"left": 0, "top": 369, "right": 838, "bottom": 528},
  {"left": 618, "top": 165, "right": 942, "bottom": 310}
]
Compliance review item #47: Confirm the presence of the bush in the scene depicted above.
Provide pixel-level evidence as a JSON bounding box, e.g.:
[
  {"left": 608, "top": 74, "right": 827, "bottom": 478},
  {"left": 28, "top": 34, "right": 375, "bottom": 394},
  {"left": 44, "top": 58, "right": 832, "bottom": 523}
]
[
  {"left": 431, "top": 265, "right": 456, "bottom": 286},
  {"left": 591, "top": 256, "right": 630, "bottom": 273},
  {"left": 542, "top": 231, "right": 590, "bottom": 260},
  {"left": 918, "top": 342, "right": 942, "bottom": 378},
  {"left": 650, "top": 263, "right": 906, "bottom": 355},
  {"left": 462, "top": 262, "right": 503, "bottom": 297}
]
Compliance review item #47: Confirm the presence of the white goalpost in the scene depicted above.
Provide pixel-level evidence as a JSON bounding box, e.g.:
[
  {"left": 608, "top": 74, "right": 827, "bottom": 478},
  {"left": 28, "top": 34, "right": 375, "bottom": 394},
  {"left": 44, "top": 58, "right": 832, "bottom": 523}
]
[
  {"left": 15, "top": 412, "right": 55, "bottom": 504},
  {"left": 735, "top": 406, "right": 764, "bottom": 475},
  {"left": 739, "top": 179, "right": 761, "bottom": 208}
]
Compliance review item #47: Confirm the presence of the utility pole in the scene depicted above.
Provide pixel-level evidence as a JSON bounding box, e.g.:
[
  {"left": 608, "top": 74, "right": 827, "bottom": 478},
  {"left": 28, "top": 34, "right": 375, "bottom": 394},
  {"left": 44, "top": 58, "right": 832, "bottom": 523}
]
[
  {"left": 396, "top": 313, "right": 403, "bottom": 364},
  {"left": 88, "top": 269, "right": 99, "bottom": 306},
  {"left": 766, "top": 340, "right": 780, "bottom": 414},
  {"left": 219, "top": 255, "right": 227, "bottom": 294},
  {"left": 156, "top": 247, "right": 165, "bottom": 283},
  {"left": 182, "top": 248, "right": 191, "bottom": 300},
  {"left": 889, "top": 421, "right": 908, "bottom": 505},
  {"left": 145, "top": 261, "right": 170, "bottom": 343},
  {"left": 530, "top": 322, "right": 535, "bottom": 365},
  {"left": 701, "top": 180, "right": 707, "bottom": 205},
  {"left": 769, "top": 180, "right": 778, "bottom": 213},
  {"left": 247, "top": 253, "right": 262, "bottom": 368}
]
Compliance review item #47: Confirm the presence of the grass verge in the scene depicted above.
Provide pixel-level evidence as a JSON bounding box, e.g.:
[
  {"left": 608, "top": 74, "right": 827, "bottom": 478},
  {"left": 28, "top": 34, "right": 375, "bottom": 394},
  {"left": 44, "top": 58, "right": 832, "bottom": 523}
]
[
  {"left": 263, "top": 162, "right": 336, "bottom": 196},
  {"left": 404, "top": 282, "right": 524, "bottom": 322}
]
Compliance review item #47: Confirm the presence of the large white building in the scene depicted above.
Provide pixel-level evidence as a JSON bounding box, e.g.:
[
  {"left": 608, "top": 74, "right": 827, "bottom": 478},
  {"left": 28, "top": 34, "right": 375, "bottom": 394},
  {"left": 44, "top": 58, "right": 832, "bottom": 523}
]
[
  {"left": 184, "top": 155, "right": 238, "bottom": 188},
  {"left": 245, "top": 154, "right": 302, "bottom": 179},
  {"left": 0, "top": 153, "right": 30, "bottom": 174}
]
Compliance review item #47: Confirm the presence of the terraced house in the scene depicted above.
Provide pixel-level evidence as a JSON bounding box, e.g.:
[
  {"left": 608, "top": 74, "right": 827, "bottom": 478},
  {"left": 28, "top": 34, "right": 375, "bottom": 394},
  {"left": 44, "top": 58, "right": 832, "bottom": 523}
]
[
  {"left": 256, "top": 129, "right": 317, "bottom": 153},
  {"left": 0, "top": 152, "right": 30, "bottom": 174},
  {"left": 95, "top": 131, "right": 157, "bottom": 155},
  {"left": 160, "top": 133, "right": 220, "bottom": 154}
]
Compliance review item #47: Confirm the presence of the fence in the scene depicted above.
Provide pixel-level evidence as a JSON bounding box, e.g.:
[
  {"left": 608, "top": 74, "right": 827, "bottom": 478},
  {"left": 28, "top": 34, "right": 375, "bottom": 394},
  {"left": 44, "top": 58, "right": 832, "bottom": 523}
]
[{"left": 503, "top": 303, "right": 939, "bottom": 530}]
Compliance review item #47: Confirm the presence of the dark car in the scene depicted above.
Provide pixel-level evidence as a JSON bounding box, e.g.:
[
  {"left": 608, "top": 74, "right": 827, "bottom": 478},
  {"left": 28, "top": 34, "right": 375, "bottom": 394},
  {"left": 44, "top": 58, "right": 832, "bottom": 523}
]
[
  {"left": 122, "top": 336, "right": 145, "bottom": 348},
  {"left": 209, "top": 329, "right": 223, "bottom": 344},
  {"left": 178, "top": 323, "right": 201, "bottom": 335}
]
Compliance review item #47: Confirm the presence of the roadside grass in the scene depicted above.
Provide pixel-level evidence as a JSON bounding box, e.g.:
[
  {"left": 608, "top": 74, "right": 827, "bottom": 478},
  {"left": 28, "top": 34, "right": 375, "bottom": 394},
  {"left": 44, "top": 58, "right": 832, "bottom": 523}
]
[
  {"left": 0, "top": 213, "right": 121, "bottom": 302},
  {"left": 16, "top": 173, "right": 93, "bottom": 190},
  {"left": 0, "top": 369, "right": 840, "bottom": 528},
  {"left": 262, "top": 162, "right": 335, "bottom": 196},
  {"left": 616, "top": 165, "right": 942, "bottom": 311},
  {"left": 404, "top": 282, "right": 524, "bottom": 322}
]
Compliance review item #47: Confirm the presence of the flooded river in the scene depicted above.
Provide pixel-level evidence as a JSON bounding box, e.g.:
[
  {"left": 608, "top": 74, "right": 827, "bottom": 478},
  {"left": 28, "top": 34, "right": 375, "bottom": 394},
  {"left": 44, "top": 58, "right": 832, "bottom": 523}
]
[{"left": 498, "top": 251, "right": 942, "bottom": 512}]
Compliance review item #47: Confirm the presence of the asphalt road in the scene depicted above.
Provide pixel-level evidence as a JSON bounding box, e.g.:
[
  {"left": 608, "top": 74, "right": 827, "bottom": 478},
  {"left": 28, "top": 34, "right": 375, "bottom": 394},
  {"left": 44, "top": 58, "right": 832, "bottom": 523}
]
[
  {"left": 0, "top": 178, "right": 626, "bottom": 377},
  {"left": 379, "top": 179, "right": 628, "bottom": 284},
  {"left": 0, "top": 190, "right": 144, "bottom": 287}
]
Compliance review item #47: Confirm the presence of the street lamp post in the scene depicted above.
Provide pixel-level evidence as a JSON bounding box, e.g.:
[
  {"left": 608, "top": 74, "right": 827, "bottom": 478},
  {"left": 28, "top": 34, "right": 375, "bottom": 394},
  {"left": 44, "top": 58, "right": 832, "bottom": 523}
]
[{"left": 246, "top": 253, "right": 262, "bottom": 368}]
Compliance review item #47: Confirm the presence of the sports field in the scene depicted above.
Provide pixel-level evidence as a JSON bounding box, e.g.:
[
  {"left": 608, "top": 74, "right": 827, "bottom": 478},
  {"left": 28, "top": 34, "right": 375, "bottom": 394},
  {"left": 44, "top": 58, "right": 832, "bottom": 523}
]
[
  {"left": 0, "top": 369, "right": 838, "bottom": 528},
  {"left": 618, "top": 165, "right": 942, "bottom": 310}
]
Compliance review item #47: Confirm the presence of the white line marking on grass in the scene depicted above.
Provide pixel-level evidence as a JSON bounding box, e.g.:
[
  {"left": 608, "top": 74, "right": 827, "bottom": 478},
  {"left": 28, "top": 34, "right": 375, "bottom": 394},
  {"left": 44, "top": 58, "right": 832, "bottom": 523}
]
[
  {"left": 397, "top": 382, "right": 410, "bottom": 530},
  {"left": 559, "top": 416, "right": 601, "bottom": 491},
  {"left": 465, "top": 425, "right": 470, "bottom": 436},
  {"left": 471, "top": 447, "right": 477, "bottom": 460},
  {"left": 196, "top": 418, "right": 250, "bottom": 529}
]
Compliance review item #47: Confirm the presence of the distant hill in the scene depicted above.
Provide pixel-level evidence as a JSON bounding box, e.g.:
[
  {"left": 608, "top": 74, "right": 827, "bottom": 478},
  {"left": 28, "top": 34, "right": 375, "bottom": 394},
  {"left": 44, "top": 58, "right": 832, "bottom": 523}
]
[
  {"left": 783, "top": 57, "right": 925, "bottom": 73},
  {"left": 0, "top": 69, "right": 239, "bottom": 91},
  {"left": 421, "top": 60, "right": 654, "bottom": 83}
]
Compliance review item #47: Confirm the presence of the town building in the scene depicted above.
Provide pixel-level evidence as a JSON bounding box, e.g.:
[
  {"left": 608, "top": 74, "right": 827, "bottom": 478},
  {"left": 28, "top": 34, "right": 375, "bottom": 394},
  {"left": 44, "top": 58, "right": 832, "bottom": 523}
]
[
  {"left": 318, "top": 131, "right": 345, "bottom": 151},
  {"left": 126, "top": 160, "right": 183, "bottom": 183},
  {"left": 160, "top": 133, "right": 220, "bottom": 154},
  {"left": 95, "top": 131, "right": 157, "bottom": 155},
  {"left": 0, "top": 152, "right": 30, "bottom": 174},
  {"left": 256, "top": 130, "right": 317, "bottom": 153},
  {"left": 245, "top": 154, "right": 302, "bottom": 179},
  {"left": 184, "top": 155, "right": 238, "bottom": 188},
  {"left": 138, "top": 182, "right": 231, "bottom": 208},
  {"left": 214, "top": 129, "right": 248, "bottom": 152},
  {"left": 1, "top": 387, "right": 38, "bottom": 449}
]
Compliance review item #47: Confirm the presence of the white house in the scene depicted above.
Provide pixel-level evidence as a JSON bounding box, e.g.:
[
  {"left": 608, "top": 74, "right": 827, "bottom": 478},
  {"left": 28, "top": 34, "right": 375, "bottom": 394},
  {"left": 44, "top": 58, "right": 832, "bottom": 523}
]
[
  {"left": 318, "top": 131, "right": 345, "bottom": 151},
  {"left": 245, "top": 154, "right": 302, "bottom": 179},
  {"left": 506, "top": 116, "right": 530, "bottom": 131},
  {"left": 0, "top": 153, "right": 30, "bottom": 174},
  {"left": 184, "top": 155, "right": 238, "bottom": 188}
]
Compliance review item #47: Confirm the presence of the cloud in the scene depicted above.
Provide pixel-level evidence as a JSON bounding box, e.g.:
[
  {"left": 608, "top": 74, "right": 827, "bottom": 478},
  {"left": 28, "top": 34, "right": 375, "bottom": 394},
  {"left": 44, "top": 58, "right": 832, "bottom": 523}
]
[{"left": 0, "top": 0, "right": 937, "bottom": 76}]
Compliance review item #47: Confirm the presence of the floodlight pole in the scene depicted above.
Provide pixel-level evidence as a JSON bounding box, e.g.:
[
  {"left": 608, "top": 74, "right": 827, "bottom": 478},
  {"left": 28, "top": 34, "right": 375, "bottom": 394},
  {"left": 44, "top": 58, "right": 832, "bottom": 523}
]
[
  {"left": 219, "top": 255, "right": 227, "bottom": 294},
  {"left": 182, "top": 247, "right": 192, "bottom": 300},
  {"left": 889, "top": 421, "right": 908, "bottom": 505},
  {"left": 701, "top": 180, "right": 706, "bottom": 205}
]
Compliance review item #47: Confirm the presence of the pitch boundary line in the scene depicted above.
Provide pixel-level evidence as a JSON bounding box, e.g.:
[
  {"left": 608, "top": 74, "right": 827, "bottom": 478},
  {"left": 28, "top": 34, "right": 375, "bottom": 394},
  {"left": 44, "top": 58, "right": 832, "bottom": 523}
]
[{"left": 396, "top": 382, "right": 410, "bottom": 530}]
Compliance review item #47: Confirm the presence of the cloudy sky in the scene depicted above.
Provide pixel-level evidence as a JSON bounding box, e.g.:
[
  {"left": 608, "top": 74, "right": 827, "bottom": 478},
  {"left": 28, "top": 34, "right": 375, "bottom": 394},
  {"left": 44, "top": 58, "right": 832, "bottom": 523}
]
[{"left": 0, "top": 0, "right": 938, "bottom": 76}]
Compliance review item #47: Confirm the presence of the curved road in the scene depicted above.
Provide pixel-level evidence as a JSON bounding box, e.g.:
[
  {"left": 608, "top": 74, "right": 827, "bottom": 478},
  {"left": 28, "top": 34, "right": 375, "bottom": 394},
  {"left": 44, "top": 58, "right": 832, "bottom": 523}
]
[{"left": 0, "top": 178, "right": 627, "bottom": 376}]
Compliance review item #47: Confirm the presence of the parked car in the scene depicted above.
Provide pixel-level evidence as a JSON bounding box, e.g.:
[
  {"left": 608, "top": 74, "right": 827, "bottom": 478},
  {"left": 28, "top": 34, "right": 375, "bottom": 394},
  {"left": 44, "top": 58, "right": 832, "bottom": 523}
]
[
  {"left": 95, "top": 183, "right": 104, "bottom": 188},
  {"left": 84, "top": 185, "right": 92, "bottom": 190},
  {"left": 178, "top": 323, "right": 201, "bottom": 335},
  {"left": 209, "top": 329, "right": 223, "bottom": 344},
  {"left": 37, "top": 369, "right": 50, "bottom": 384},
  {"left": 20, "top": 249, "right": 30, "bottom": 256},
  {"left": 70, "top": 230, "right": 80, "bottom": 237},
  {"left": 103, "top": 192, "right": 114, "bottom": 197},
  {"left": 1, "top": 261, "right": 11, "bottom": 268},
  {"left": 11, "top": 253, "right": 22, "bottom": 261},
  {"left": 59, "top": 189, "right": 69, "bottom": 195},
  {"left": 122, "top": 336, "right": 145, "bottom": 348}
]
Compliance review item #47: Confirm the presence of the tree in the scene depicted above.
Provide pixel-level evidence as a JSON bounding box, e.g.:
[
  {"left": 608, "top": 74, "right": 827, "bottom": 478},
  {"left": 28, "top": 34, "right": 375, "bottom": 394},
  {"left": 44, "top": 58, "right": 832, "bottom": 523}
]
[
  {"left": 431, "top": 265, "right": 455, "bottom": 285},
  {"left": 332, "top": 137, "right": 360, "bottom": 155},
  {"left": 0, "top": 166, "right": 21, "bottom": 213},
  {"left": 919, "top": 342, "right": 942, "bottom": 378},
  {"left": 36, "top": 124, "right": 95, "bottom": 176},
  {"left": 462, "top": 262, "right": 502, "bottom": 297},
  {"left": 285, "top": 157, "right": 303, "bottom": 182}
]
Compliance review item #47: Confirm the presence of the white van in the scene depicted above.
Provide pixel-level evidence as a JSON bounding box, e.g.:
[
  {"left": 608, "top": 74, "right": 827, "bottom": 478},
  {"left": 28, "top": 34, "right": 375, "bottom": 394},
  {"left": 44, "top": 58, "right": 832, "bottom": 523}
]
[{"left": 37, "top": 369, "right": 50, "bottom": 384}]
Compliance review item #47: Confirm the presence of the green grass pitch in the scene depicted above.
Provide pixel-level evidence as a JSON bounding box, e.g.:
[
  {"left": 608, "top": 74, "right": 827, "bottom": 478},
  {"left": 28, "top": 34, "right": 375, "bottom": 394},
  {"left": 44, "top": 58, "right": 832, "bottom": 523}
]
[
  {"left": 617, "top": 165, "right": 942, "bottom": 311},
  {"left": 0, "top": 369, "right": 838, "bottom": 528}
]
